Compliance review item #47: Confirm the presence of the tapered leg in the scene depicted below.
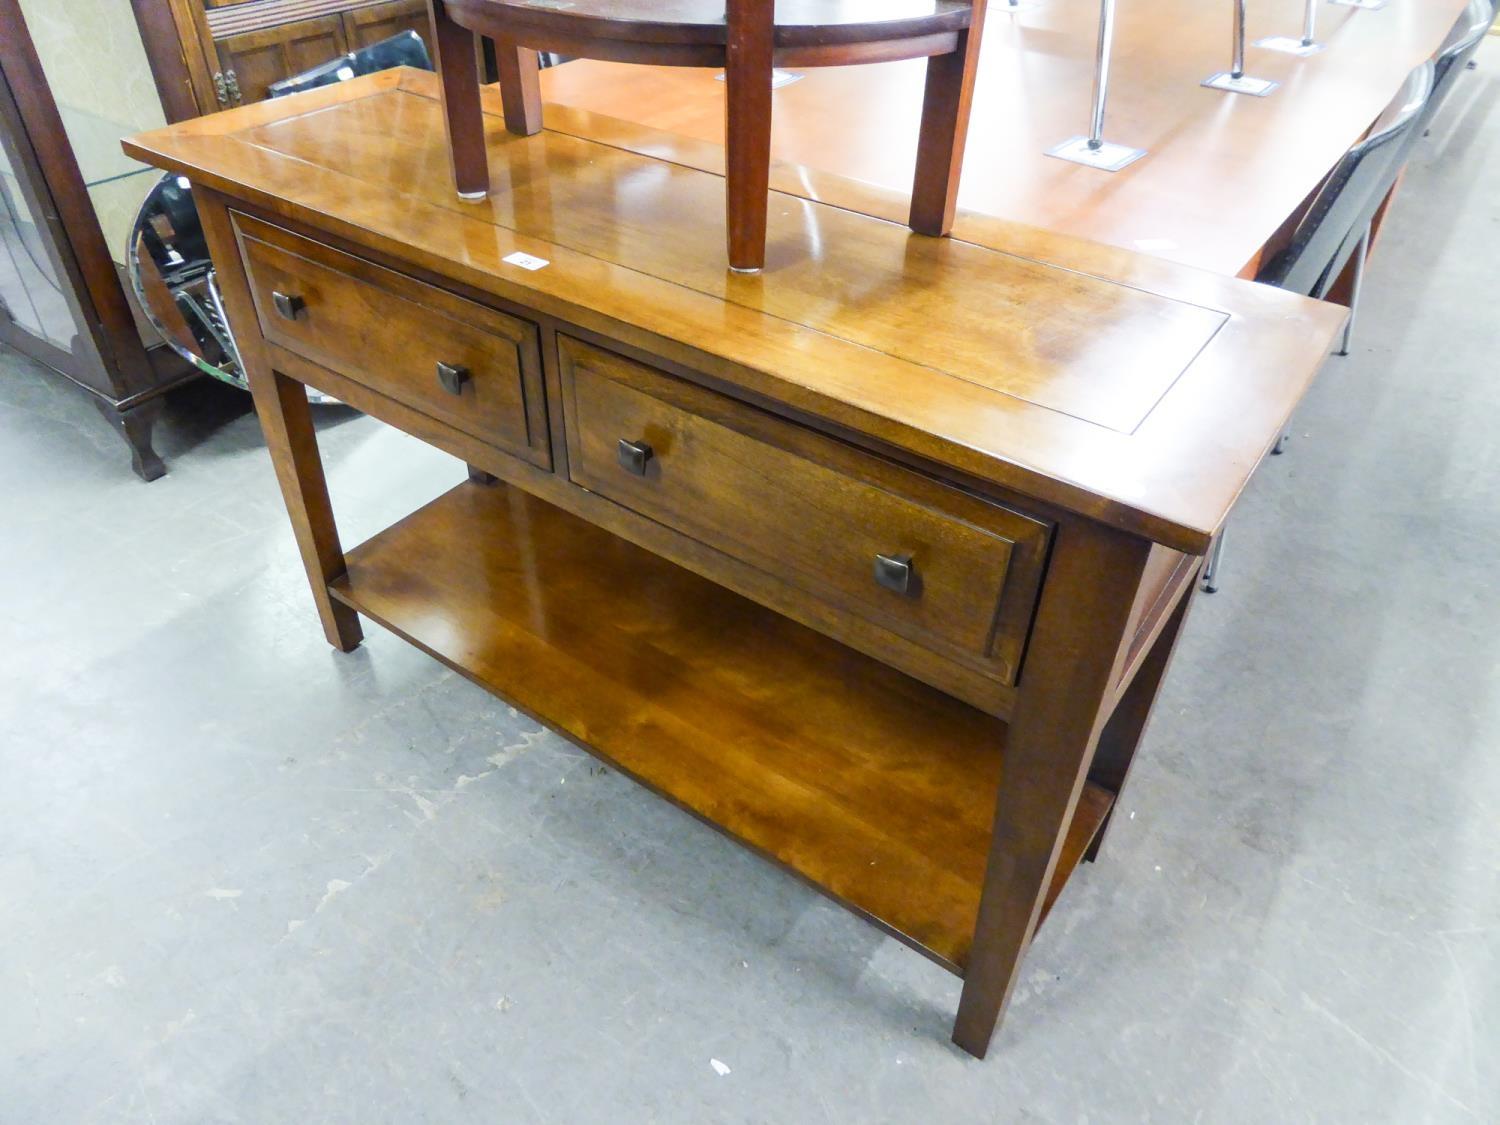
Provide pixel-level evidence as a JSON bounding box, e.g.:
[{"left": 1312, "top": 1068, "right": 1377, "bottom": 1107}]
[
  {"left": 953, "top": 519, "right": 1151, "bottom": 1058},
  {"left": 94, "top": 396, "right": 166, "bottom": 482},
  {"left": 723, "top": 0, "right": 774, "bottom": 272},
  {"left": 192, "top": 186, "right": 363, "bottom": 653},
  {"left": 910, "top": 0, "right": 988, "bottom": 236},
  {"left": 495, "top": 42, "right": 542, "bottom": 136},
  {"left": 428, "top": 0, "right": 490, "bottom": 200},
  {"left": 1084, "top": 585, "right": 1196, "bottom": 862},
  {"left": 250, "top": 369, "right": 364, "bottom": 652}
]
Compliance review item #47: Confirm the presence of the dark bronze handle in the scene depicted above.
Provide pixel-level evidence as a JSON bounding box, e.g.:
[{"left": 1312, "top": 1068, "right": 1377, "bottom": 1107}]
[
  {"left": 436, "top": 361, "right": 471, "bottom": 395},
  {"left": 617, "top": 439, "right": 654, "bottom": 476},
  {"left": 271, "top": 290, "right": 305, "bottom": 321},
  {"left": 873, "top": 553, "right": 915, "bottom": 596}
]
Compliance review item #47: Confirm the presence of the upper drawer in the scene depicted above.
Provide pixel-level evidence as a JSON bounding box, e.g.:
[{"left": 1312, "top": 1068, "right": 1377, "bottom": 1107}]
[
  {"left": 234, "top": 213, "right": 549, "bottom": 468},
  {"left": 559, "top": 337, "right": 1050, "bottom": 689}
]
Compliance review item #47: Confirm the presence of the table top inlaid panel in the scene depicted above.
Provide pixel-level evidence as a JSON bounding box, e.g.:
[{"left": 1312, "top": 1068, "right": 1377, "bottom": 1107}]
[{"left": 241, "top": 87, "right": 1227, "bottom": 435}]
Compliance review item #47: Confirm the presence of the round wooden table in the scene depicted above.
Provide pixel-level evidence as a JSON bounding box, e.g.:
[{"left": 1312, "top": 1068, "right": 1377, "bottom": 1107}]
[
  {"left": 427, "top": 0, "right": 987, "bottom": 270},
  {"left": 444, "top": 0, "right": 973, "bottom": 63}
]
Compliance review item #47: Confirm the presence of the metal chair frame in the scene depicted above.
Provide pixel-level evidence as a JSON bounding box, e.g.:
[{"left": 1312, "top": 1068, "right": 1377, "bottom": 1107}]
[{"left": 1204, "top": 61, "right": 1437, "bottom": 593}]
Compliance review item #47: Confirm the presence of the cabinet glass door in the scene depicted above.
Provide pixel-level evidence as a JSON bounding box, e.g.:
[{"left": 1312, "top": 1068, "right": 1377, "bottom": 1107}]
[
  {"left": 17, "top": 0, "right": 166, "bottom": 278},
  {"left": 0, "top": 70, "right": 91, "bottom": 369}
]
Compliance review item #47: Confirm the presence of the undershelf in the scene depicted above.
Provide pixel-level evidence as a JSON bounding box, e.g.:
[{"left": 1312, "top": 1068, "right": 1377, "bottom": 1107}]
[{"left": 330, "top": 480, "right": 1110, "bottom": 973}]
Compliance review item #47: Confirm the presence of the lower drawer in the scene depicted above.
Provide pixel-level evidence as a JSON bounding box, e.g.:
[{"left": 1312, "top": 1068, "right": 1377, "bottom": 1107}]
[{"left": 559, "top": 336, "right": 1050, "bottom": 699}]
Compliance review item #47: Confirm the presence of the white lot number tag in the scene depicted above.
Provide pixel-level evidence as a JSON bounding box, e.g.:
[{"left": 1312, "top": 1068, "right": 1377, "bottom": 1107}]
[{"left": 503, "top": 251, "right": 550, "bottom": 271}]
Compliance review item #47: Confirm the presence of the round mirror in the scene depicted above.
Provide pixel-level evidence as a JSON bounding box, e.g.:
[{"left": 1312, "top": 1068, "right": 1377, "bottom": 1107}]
[
  {"left": 127, "top": 173, "right": 339, "bottom": 403},
  {"left": 127, "top": 172, "right": 245, "bottom": 389}
]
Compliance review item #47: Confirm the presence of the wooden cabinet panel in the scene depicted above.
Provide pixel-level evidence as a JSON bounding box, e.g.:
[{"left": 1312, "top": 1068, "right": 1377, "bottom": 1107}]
[
  {"left": 154, "top": 0, "right": 439, "bottom": 114},
  {"left": 344, "top": 0, "right": 430, "bottom": 49},
  {"left": 560, "top": 336, "right": 1050, "bottom": 688},
  {"left": 214, "top": 15, "right": 348, "bottom": 105}
]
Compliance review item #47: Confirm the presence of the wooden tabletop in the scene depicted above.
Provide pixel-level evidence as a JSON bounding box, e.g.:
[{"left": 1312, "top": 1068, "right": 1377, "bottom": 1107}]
[
  {"left": 124, "top": 72, "right": 1343, "bottom": 552},
  {"left": 458, "top": 0, "right": 973, "bottom": 43},
  {"left": 539, "top": 0, "right": 1468, "bottom": 277}
]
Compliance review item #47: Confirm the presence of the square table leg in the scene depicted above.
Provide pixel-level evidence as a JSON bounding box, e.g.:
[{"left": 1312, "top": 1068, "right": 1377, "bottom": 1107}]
[
  {"left": 953, "top": 518, "right": 1152, "bottom": 1057},
  {"left": 429, "top": 0, "right": 491, "bottom": 200}
]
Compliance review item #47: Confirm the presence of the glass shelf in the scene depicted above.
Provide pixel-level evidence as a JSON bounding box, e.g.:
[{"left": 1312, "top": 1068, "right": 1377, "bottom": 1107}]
[{"left": 57, "top": 103, "right": 155, "bottom": 191}]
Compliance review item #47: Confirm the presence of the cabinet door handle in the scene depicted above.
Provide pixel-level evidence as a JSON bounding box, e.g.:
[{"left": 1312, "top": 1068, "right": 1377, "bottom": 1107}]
[
  {"left": 617, "top": 439, "right": 654, "bottom": 476},
  {"left": 271, "top": 291, "right": 305, "bottom": 321},
  {"left": 873, "top": 553, "right": 915, "bottom": 596},
  {"left": 436, "top": 361, "right": 471, "bottom": 395}
]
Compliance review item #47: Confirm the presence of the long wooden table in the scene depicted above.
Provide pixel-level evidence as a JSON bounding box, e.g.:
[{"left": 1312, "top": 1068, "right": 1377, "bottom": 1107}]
[{"left": 539, "top": 0, "right": 1468, "bottom": 277}]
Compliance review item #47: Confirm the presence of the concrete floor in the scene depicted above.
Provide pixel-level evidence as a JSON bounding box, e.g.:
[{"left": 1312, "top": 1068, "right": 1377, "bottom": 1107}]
[{"left": 4, "top": 53, "right": 1500, "bottom": 1125}]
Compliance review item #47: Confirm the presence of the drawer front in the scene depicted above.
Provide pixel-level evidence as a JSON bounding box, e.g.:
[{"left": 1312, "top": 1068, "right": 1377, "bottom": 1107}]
[
  {"left": 560, "top": 337, "right": 1050, "bottom": 685},
  {"left": 234, "top": 214, "right": 549, "bottom": 468}
]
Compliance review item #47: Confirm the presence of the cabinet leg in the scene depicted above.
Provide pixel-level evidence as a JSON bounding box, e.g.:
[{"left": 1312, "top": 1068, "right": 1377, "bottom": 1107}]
[
  {"left": 95, "top": 396, "right": 166, "bottom": 482},
  {"left": 724, "top": 0, "right": 774, "bottom": 273},
  {"left": 429, "top": 0, "right": 490, "bottom": 200},
  {"left": 467, "top": 464, "right": 498, "bottom": 484},
  {"left": 909, "top": 1, "right": 988, "bottom": 237},
  {"left": 953, "top": 520, "right": 1150, "bottom": 1058},
  {"left": 1084, "top": 584, "right": 1196, "bottom": 863},
  {"left": 496, "top": 42, "right": 542, "bottom": 135}
]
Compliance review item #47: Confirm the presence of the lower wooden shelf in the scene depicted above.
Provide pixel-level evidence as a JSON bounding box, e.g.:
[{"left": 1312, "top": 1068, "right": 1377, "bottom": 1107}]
[{"left": 330, "top": 480, "right": 1111, "bottom": 973}]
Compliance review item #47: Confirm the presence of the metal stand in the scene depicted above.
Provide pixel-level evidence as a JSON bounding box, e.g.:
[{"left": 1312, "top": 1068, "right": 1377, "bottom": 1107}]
[
  {"left": 1203, "top": 0, "right": 1278, "bottom": 96},
  {"left": 1336, "top": 225, "right": 1370, "bottom": 356},
  {"left": 1202, "top": 532, "right": 1225, "bottom": 593},
  {"left": 1047, "top": 0, "right": 1147, "bottom": 172},
  {"left": 1256, "top": 0, "right": 1325, "bottom": 55}
]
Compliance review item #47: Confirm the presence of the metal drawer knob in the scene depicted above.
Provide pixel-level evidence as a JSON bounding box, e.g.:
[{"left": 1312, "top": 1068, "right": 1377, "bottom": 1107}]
[
  {"left": 271, "top": 290, "right": 305, "bottom": 321},
  {"left": 436, "top": 362, "right": 471, "bottom": 396},
  {"left": 873, "top": 553, "right": 916, "bottom": 596},
  {"left": 617, "top": 438, "right": 654, "bottom": 476}
]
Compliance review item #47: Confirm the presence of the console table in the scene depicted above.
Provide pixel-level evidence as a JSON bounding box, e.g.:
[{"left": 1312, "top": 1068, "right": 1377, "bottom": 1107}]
[{"left": 123, "top": 68, "right": 1344, "bottom": 1057}]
